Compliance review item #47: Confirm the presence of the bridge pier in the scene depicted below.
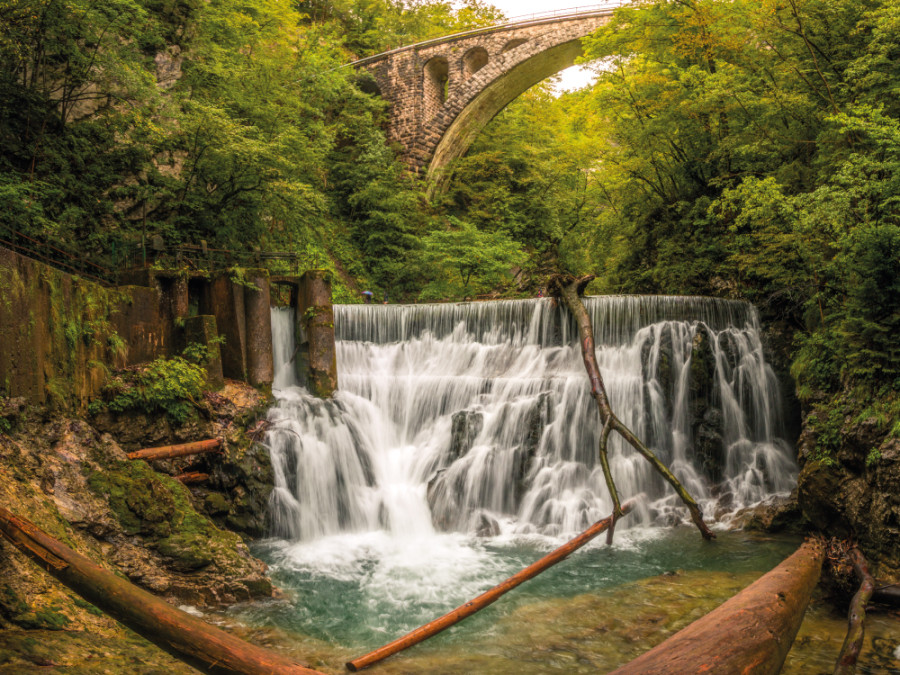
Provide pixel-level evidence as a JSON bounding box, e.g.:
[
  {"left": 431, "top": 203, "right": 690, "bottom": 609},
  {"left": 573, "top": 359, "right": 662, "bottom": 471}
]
[{"left": 292, "top": 270, "right": 338, "bottom": 399}]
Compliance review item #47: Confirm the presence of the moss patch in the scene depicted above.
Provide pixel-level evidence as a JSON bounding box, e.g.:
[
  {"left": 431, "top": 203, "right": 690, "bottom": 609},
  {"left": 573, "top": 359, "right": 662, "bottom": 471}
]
[{"left": 86, "top": 460, "right": 248, "bottom": 573}]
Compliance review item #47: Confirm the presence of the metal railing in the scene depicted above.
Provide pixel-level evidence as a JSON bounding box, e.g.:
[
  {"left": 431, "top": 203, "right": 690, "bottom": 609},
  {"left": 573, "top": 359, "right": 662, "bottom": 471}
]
[
  {"left": 0, "top": 226, "right": 116, "bottom": 285},
  {"left": 507, "top": 3, "right": 623, "bottom": 23}
]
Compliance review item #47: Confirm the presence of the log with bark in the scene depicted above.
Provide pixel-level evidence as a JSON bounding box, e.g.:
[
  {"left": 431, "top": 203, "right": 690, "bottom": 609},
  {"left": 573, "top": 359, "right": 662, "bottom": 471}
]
[
  {"left": 0, "top": 505, "right": 324, "bottom": 675},
  {"left": 127, "top": 438, "right": 222, "bottom": 461},
  {"left": 549, "top": 275, "right": 714, "bottom": 541},
  {"left": 834, "top": 547, "right": 876, "bottom": 675},
  {"left": 346, "top": 500, "right": 636, "bottom": 671},
  {"left": 609, "top": 539, "right": 824, "bottom": 674},
  {"left": 174, "top": 471, "right": 211, "bottom": 484}
]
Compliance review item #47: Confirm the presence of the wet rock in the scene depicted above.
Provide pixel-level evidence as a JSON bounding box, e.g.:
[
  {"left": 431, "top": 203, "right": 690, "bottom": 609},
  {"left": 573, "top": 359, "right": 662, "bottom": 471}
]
[
  {"left": 693, "top": 408, "right": 725, "bottom": 485},
  {"left": 475, "top": 512, "right": 500, "bottom": 537},
  {"left": 730, "top": 491, "right": 805, "bottom": 533},
  {"left": 513, "top": 391, "right": 553, "bottom": 505},
  {"left": 450, "top": 408, "right": 483, "bottom": 461}
]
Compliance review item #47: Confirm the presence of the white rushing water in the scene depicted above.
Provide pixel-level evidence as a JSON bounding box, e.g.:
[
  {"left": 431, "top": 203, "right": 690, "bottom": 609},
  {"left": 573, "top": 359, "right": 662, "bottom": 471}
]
[{"left": 266, "top": 297, "right": 796, "bottom": 543}]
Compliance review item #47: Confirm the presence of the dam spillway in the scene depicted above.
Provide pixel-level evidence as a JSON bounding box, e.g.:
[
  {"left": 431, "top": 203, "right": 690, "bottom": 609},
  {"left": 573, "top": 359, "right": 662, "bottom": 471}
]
[{"left": 266, "top": 296, "right": 796, "bottom": 542}]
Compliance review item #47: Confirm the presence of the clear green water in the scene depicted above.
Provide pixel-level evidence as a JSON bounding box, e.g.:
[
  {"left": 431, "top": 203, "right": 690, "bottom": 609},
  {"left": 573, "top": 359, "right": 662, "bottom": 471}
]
[{"left": 220, "top": 528, "right": 900, "bottom": 673}]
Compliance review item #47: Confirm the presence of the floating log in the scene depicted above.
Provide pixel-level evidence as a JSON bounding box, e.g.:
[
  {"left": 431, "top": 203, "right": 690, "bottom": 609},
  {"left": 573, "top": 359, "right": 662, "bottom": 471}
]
[
  {"left": 0, "top": 505, "right": 324, "bottom": 675},
  {"left": 174, "top": 472, "right": 211, "bottom": 485},
  {"left": 834, "top": 547, "right": 876, "bottom": 675},
  {"left": 609, "top": 539, "right": 824, "bottom": 675},
  {"left": 551, "top": 275, "right": 714, "bottom": 541},
  {"left": 127, "top": 438, "right": 222, "bottom": 461},
  {"left": 346, "top": 501, "right": 635, "bottom": 672}
]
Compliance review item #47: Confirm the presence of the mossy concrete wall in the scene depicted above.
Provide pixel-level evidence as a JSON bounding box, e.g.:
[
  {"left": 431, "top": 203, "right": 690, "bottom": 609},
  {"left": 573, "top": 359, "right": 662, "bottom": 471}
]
[
  {"left": 293, "top": 270, "right": 338, "bottom": 398},
  {"left": 0, "top": 248, "right": 277, "bottom": 411},
  {"left": 0, "top": 247, "right": 170, "bottom": 410}
]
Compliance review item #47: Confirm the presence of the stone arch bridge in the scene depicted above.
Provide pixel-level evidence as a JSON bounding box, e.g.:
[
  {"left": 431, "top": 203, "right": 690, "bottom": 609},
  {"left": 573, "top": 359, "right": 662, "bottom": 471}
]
[{"left": 351, "top": 6, "right": 615, "bottom": 192}]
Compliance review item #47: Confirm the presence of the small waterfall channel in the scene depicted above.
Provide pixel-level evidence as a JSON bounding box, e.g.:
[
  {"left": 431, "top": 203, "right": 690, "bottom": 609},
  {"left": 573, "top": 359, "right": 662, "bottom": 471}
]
[{"left": 252, "top": 297, "right": 799, "bottom": 651}]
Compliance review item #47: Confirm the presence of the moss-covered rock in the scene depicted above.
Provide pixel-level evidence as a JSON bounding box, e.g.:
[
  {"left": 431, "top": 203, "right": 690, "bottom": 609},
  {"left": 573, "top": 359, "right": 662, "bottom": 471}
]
[{"left": 797, "top": 399, "right": 900, "bottom": 578}]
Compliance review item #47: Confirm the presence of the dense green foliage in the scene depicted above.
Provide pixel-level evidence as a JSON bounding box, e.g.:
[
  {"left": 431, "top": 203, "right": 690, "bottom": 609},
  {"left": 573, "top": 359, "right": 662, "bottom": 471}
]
[
  {"left": 90, "top": 356, "right": 206, "bottom": 423},
  {"left": 0, "top": 0, "right": 504, "bottom": 298},
  {"left": 1, "top": 0, "right": 897, "bottom": 411},
  {"left": 443, "top": 0, "right": 899, "bottom": 410}
]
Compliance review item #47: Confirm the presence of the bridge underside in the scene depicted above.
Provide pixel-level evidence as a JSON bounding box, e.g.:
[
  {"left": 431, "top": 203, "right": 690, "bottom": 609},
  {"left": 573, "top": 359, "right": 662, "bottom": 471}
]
[{"left": 427, "top": 39, "right": 586, "bottom": 192}]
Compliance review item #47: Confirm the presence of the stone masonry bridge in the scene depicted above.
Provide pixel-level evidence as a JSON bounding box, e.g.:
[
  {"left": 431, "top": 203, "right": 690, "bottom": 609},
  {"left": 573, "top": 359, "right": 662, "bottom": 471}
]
[{"left": 352, "top": 6, "right": 615, "bottom": 192}]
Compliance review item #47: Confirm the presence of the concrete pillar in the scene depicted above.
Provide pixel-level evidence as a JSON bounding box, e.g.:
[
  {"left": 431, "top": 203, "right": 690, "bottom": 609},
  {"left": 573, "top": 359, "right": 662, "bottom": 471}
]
[
  {"left": 244, "top": 273, "right": 274, "bottom": 388},
  {"left": 183, "top": 315, "right": 225, "bottom": 390},
  {"left": 295, "top": 270, "right": 337, "bottom": 398},
  {"left": 171, "top": 276, "right": 190, "bottom": 320},
  {"left": 209, "top": 277, "right": 247, "bottom": 381}
]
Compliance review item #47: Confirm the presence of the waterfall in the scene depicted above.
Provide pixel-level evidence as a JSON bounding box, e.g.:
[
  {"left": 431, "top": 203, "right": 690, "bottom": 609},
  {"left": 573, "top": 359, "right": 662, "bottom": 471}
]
[{"left": 267, "top": 297, "right": 796, "bottom": 542}]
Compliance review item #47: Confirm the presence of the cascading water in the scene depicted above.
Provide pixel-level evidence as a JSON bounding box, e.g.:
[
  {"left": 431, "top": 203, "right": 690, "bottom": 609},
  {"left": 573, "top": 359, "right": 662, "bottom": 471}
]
[
  {"left": 252, "top": 297, "right": 799, "bottom": 653},
  {"left": 267, "top": 297, "right": 796, "bottom": 543}
]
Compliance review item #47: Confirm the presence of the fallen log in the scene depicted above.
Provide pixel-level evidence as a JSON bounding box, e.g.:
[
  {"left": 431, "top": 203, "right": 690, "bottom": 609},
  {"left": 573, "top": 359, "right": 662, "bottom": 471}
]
[
  {"left": 346, "top": 500, "right": 636, "bottom": 672},
  {"left": 174, "top": 471, "right": 211, "bottom": 485},
  {"left": 0, "top": 505, "right": 324, "bottom": 675},
  {"left": 872, "top": 582, "right": 900, "bottom": 605},
  {"left": 834, "top": 547, "right": 876, "bottom": 675},
  {"left": 550, "top": 275, "right": 714, "bottom": 541},
  {"left": 127, "top": 438, "right": 222, "bottom": 461},
  {"left": 609, "top": 539, "right": 824, "bottom": 675}
]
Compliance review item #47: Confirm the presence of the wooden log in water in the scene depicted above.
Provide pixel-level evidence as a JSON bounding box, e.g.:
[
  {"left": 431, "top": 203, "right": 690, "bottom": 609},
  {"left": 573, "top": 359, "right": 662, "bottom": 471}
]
[
  {"left": 0, "top": 505, "right": 324, "bottom": 675},
  {"left": 834, "top": 547, "right": 876, "bottom": 675},
  {"left": 127, "top": 438, "right": 222, "bottom": 461},
  {"left": 609, "top": 539, "right": 825, "bottom": 675},
  {"left": 346, "top": 500, "right": 636, "bottom": 672}
]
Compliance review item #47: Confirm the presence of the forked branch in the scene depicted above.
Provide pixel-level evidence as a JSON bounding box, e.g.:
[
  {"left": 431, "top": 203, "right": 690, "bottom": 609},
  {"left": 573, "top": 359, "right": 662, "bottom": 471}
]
[{"left": 549, "top": 274, "right": 715, "bottom": 541}]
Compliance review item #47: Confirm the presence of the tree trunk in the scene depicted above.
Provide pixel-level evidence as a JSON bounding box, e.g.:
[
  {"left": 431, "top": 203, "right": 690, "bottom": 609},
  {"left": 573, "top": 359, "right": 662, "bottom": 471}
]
[
  {"left": 550, "top": 275, "right": 714, "bottom": 540},
  {"left": 127, "top": 438, "right": 222, "bottom": 461},
  {"left": 609, "top": 539, "right": 824, "bottom": 674},
  {"left": 347, "top": 501, "right": 635, "bottom": 671},
  {"left": 834, "top": 547, "right": 875, "bottom": 675},
  {"left": 0, "top": 506, "right": 324, "bottom": 675}
]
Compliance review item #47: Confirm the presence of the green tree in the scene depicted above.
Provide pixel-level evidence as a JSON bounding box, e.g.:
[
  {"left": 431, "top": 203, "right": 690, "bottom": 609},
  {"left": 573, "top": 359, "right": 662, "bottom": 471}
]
[{"left": 419, "top": 217, "right": 525, "bottom": 301}]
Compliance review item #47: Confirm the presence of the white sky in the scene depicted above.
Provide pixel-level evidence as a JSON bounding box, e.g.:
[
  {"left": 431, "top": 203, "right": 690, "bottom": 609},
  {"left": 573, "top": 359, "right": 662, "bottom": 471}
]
[{"left": 483, "top": 0, "right": 604, "bottom": 92}]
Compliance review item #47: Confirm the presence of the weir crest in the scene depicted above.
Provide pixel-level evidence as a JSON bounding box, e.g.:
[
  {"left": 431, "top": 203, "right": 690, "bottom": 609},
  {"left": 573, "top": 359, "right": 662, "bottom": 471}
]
[{"left": 266, "top": 296, "right": 797, "bottom": 542}]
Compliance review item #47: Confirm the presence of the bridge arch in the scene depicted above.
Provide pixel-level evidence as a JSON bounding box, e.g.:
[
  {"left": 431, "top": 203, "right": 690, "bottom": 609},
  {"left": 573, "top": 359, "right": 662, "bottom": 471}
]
[
  {"left": 462, "top": 47, "right": 489, "bottom": 80},
  {"left": 355, "top": 10, "right": 613, "bottom": 193},
  {"left": 423, "top": 56, "right": 450, "bottom": 117}
]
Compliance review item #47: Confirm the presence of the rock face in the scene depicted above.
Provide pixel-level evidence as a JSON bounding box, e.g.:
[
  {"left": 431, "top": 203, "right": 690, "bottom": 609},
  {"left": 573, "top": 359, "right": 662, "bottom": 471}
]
[
  {"left": 797, "top": 409, "right": 900, "bottom": 577},
  {"left": 0, "top": 381, "right": 280, "bottom": 648},
  {"left": 428, "top": 392, "right": 552, "bottom": 533},
  {"left": 91, "top": 382, "right": 275, "bottom": 539}
]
